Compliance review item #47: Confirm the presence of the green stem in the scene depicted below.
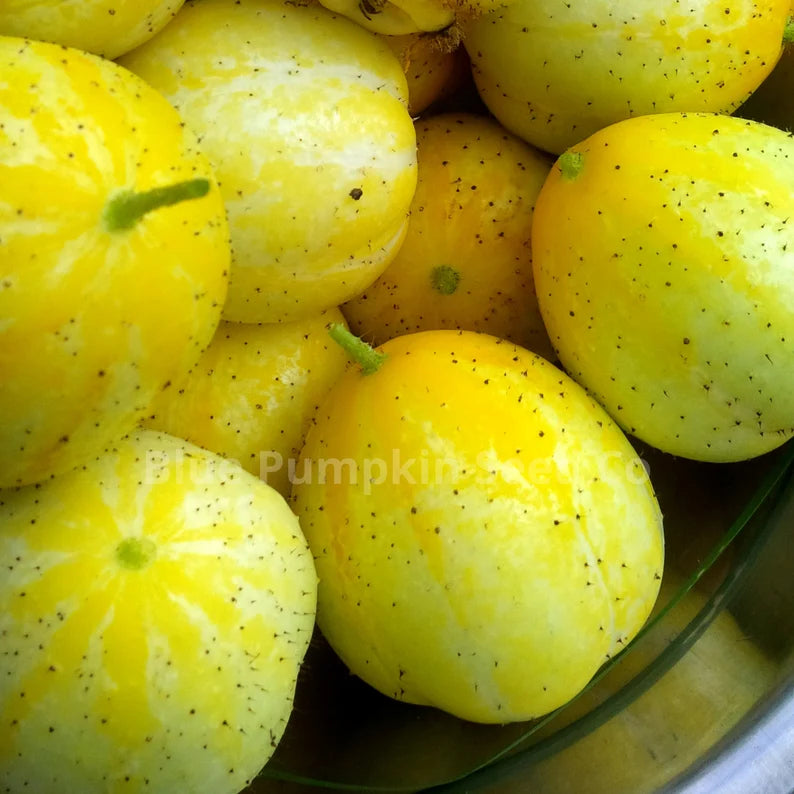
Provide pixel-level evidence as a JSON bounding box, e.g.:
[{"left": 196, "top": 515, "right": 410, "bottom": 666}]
[
  {"left": 328, "top": 323, "right": 387, "bottom": 375},
  {"left": 430, "top": 264, "right": 461, "bottom": 295},
  {"left": 785, "top": 16, "right": 794, "bottom": 45},
  {"left": 115, "top": 537, "right": 157, "bottom": 570},
  {"left": 103, "top": 178, "right": 210, "bottom": 231},
  {"left": 558, "top": 151, "right": 585, "bottom": 180}
]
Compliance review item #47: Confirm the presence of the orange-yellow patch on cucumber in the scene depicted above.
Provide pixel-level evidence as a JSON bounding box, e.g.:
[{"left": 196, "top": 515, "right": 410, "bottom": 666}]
[
  {"left": 0, "top": 37, "right": 230, "bottom": 488},
  {"left": 0, "top": 430, "right": 316, "bottom": 794},
  {"left": 143, "top": 309, "right": 350, "bottom": 497},
  {"left": 292, "top": 328, "right": 663, "bottom": 723},
  {"left": 342, "top": 113, "right": 554, "bottom": 357},
  {"left": 380, "top": 32, "right": 470, "bottom": 116},
  {"left": 120, "top": 0, "right": 418, "bottom": 323},
  {"left": 533, "top": 112, "right": 794, "bottom": 461}
]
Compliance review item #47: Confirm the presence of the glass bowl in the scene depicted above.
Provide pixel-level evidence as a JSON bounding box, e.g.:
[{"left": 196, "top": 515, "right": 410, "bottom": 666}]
[{"left": 242, "top": 439, "right": 794, "bottom": 793}]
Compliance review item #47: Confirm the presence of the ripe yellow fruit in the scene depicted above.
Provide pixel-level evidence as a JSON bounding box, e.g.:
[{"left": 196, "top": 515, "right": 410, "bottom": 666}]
[
  {"left": 120, "top": 0, "right": 418, "bottom": 323},
  {"left": 0, "top": 0, "right": 185, "bottom": 59},
  {"left": 464, "top": 0, "right": 791, "bottom": 153},
  {"left": 380, "top": 33, "right": 469, "bottom": 117},
  {"left": 343, "top": 113, "right": 554, "bottom": 357},
  {"left": 320, "top": 0, "right": 454, "bottom": 35},
  {"left": 144, "top": 310, "right": 350, "bottom": 497},
  {"left": 0, "top": 38, "right": 230, "bottom": 488},
  {"left": 292, "top": 328, "right": 664, "bottom": 723},
  {"left": 318, "top": 0, "right": 516, "bottom": 35},
  {"left": 0, "top": 431, "right": 317, "bottom": 794},
  {"left": 533, "top": 112, "right": 794, "bottom": 461}
]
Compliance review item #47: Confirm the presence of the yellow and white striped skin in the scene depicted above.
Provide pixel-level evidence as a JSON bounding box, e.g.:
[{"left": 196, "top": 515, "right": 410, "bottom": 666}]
[
  {"left": 533, "top": 113, "right": 794, "bottom": 462},
  {"left": 0, "top": 38, "right": 230, "bottom": 488},
  {"left": 143, "top": 309, "right": 350, "bottom": 498},
  {"left": 343, "top": 113, "right": 555, "bottom": 359},
  {"left": 463, "top": 0, "right": 791, "bottom": 154},
  {"left": 0, "top": 430, "right": 317, "bottom": 794},
  {"left": 120, "top": 0, "right": 418, "bottom": 324},
  {"left": 0, "top": 0, "right": 185, "bottom": 60},
  {"left": 292, "top": 330, "right": 664, "bottom": 723}
]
